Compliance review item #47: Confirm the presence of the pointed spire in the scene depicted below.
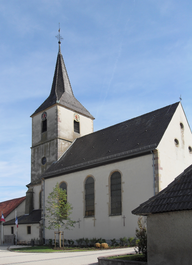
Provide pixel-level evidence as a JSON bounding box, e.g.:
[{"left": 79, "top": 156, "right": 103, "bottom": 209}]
[
  {"left": 31, "top": 29, "right": 94, "bottom": 119},
  {"left": 49, "top": 45, "right": 74, "bottom": 101}
]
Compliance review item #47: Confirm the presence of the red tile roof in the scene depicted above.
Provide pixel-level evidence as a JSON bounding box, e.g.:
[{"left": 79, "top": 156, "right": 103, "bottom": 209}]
[{"left": 0, "top": 196, "right": 26, "bottom": 219}]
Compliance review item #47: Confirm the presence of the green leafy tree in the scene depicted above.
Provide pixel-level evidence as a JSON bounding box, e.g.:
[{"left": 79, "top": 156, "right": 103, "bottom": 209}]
[
  {"left": 135, "top": 217, "right": 147, "bottom": 259},
  {"left": 45, "top": 183, "right": 75, "bottom": 247}
]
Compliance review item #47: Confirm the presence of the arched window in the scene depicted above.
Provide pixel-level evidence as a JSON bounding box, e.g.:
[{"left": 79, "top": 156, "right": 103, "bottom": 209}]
[
  {"left": 110, "top": 171, "right": 122, "bottom": 215},
  {"left": 59, "top": 182, "right": 67, "bottom": 194},
  {"left": 39, "top": 191, "right": 42, "bottom": 209},
  {"left": 59, "top": 182, "right": 67, "bottom": 219},
  {"left": 85, "top": 177, "right": 94, "bottom": 217}
]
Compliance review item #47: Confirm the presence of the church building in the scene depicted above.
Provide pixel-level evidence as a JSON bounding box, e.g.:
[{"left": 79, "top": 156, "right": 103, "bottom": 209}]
[{"left": 2, "top": 39, "right": 192, "bottom": 244}]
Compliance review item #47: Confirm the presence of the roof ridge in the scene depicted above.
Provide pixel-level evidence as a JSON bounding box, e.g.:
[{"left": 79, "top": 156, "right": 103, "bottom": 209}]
[
  {"left": 0, "top": 196, "right": 26, "bottom": 204},
  {"left": 76, "top": 102, "right": 180, "bottom": 140}
]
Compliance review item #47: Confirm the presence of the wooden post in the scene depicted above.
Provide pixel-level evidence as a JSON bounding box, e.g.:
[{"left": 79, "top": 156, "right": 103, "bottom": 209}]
[
  {"left": 54, "top": 232, "right": 56, "bottom": 248},
  {"left": 59, "top": 231, "right": 61, "bottom": 248}
]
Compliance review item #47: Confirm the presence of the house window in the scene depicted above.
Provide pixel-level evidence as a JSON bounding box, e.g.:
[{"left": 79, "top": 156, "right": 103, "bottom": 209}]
[
  {"left": 11, "top": 227, "right": 14, "bottom": 234},
  {"left": 110, "top": 171, "right": 122, "bottom": 216},
  {"left": 74, "top": 120, "right": 80, "bottom": 133},
  {"left": 85, "top": 177, "right": 94, "bottom": 217},
  {"left": 27, "top": 226, "right": 31, "bottom": 234}
]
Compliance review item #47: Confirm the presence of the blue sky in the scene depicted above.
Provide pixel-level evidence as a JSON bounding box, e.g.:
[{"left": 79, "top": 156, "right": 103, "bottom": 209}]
[{"left": 0, "top": 0, "right": 192, "bottom": 202}]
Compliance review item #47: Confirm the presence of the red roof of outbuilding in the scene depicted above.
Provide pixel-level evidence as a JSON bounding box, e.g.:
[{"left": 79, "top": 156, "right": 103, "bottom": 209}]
[{"left": 0, "top": 196, "right": 26, "bottom": 219}]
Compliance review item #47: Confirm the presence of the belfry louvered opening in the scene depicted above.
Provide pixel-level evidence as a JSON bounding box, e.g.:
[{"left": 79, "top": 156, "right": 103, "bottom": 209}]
[{"left": 74, "top": 120, "right": 80, "bottom": 133}]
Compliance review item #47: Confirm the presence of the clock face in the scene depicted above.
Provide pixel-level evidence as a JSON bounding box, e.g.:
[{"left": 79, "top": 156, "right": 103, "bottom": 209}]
[
  {"left": 74, "top": 113, "right": 80, "bottom": 122},
  {"left": 41, "top": 112, "right": 47, "bottom": 121},
  {"left": 41, "top": 157, "right": 47, "bottom": 165}
]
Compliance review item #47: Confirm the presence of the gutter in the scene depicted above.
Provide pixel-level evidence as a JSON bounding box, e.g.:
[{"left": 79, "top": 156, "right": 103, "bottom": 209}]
[{"left": 43, "top": 143, "right": 157, "bottom": 179}]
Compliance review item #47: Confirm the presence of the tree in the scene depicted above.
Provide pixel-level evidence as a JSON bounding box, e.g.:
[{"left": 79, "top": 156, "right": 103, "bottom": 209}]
[
  {"left": 45, "top": 183, "right": 75, "bottom": 248},
  {"left": 135, "top": 217, "right": 147, "bottom": 259}
]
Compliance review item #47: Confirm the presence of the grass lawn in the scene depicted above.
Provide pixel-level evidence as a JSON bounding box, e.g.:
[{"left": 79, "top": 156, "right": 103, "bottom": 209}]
[
  {"left": 10, "top": 246, "right": 109, "bottom": 253},
  {"left": 108, "top": 254, "right": 147, "bottom": 262}
]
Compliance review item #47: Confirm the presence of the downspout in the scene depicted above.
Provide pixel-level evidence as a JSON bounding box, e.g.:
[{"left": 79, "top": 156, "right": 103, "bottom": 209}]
[
  {"left": 151, "top": 150, "right": 156, "bottom": 196},
  {"left": 151, "top": 149, "right": 160, "bottom": 195}
]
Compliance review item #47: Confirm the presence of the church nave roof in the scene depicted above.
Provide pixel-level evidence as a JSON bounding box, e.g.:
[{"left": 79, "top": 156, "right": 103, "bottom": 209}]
[{"left": 42, "top": 102, "right": 180, "bottom": 179}]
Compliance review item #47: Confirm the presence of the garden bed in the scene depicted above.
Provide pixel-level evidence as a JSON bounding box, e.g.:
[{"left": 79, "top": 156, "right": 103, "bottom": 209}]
[{"left": 98, "top": 254, "right": 147, "bottom": 265}]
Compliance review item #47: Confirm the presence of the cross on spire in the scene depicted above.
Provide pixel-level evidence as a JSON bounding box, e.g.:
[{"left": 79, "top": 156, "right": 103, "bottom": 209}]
[{"left": 56, "top": 23, "right": 63, "bottom": 46}]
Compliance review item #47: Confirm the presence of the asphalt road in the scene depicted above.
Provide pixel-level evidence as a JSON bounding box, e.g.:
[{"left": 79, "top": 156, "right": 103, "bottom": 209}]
[{"left": 0, "top": 246, "right": 135, "bottom": 265}]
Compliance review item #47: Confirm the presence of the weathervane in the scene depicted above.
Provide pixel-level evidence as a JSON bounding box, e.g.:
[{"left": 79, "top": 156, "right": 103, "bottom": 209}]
[
  {"left": 179, "top": 95, "right": 182, "bottom": 101},
  {"left": 56, "top": 23, "right": 63, "bottom": 45}
]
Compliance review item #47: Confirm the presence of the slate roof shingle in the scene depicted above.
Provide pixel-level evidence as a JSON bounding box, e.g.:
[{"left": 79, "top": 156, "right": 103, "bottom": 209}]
[
  {"left": 4, "top": 210, "right": 41, "bottom": 226},
  {"left": 132, "top": 164, "right": 192, "bottom": 216},
  {"left": 0, "top": 197, "right": 25, "bottom": 220},
  {"left": 42, "top": 102, "right": 180, "bottom": 179},
  {"left": 31, "top": 47, "right": 94, "bottom": 119}
]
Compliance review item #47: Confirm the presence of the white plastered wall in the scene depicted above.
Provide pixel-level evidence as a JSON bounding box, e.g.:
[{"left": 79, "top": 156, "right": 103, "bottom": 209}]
[
  {"left": 44, "top": 153, "right": 154, "bottom": 241},
  {"left": 57, "top": 105, "right": 93, "bottom": 139},
  {"left": 1, "top": 200, "right": 25, "bottom": 244},
  {"left": 147, "top": 211, "right": 192, "bottom": 265},
  {"left": 4, "top": 223, "right": 39, "bottom": 242},
  {"left": 57, "top": 105, "right": 93, "bottom": 159},
  {"left": 157, "top": 103, "right": 192, "bottom": 191}
]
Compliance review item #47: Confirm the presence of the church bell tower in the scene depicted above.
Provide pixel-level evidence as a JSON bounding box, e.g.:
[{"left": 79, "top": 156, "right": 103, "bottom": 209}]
[{"left": 30, "top": 33, "right": 94, "bottom": 184}]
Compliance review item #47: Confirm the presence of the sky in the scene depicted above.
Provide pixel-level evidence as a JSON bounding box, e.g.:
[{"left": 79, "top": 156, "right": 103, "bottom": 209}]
[{"left": 0, "top": 0, "right": 192, "bottom": 202}]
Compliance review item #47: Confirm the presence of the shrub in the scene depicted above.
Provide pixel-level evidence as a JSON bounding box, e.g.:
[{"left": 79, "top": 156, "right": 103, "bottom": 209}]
[
  {"left": 89, "top": 238, "right": 97, "bottom": 247},
  {"left": 101, "top": 243, "right": 108, "bottom": 249},
  {"left": 120, "top": 237, "right": 127, "bottom": 246},
  {"left": 128, "top": 237, "right": 136, "bottom": 247},
  {"left": 135, "top": 217, "right": 147, "bottom": 257},
  {"left": 84, "top": 238, "right": 90, "bottom": 247},
  {"left": 67, "top": 239, "right": 74, "bottom": 247},
  {"left": 110, "top": 238, "right": 119, "bottom": 246},
  {"left": 49, "top": 239, "right": 53, "bottom": 247},
  {"left": 76, "top": 238, "right": 84, "bottom": 247},
  {"left": 97, "top": 238, "right": 106, "bottom": 243},
  {"left": 95, "top": 243, "right": 100, "bottom": 248}
]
